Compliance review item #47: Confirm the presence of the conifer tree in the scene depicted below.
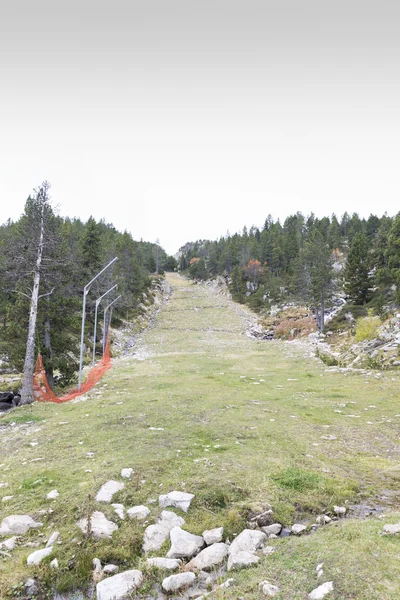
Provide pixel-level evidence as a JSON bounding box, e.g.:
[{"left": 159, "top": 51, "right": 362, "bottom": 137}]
[{"left": 344, "top": 232, "right": 371, "bottom": 304}]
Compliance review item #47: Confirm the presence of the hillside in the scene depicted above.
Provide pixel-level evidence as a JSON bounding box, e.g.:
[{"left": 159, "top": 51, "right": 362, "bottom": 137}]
[{"left": 1, "top": 273, "right": 400, "bottom": 599}]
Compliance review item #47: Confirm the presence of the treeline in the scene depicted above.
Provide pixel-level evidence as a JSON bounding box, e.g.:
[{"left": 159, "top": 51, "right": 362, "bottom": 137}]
[
  {"left": 0, "top": 184, "right": 176, "bottom": 389},
  {"left": 179, "top": 212, "right": 400, "bottom": 327}
]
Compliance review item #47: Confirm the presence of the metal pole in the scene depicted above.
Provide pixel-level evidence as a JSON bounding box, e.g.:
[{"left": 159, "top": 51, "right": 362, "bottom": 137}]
[
  {"left": 103, "top": 295, "right": 121, "bottom": 354},
  {"left": 92, "top": 284, "right": 118, "bottom": 366},
  {"left": 78, "top": 257, "right": 118, "bottom": 390}
]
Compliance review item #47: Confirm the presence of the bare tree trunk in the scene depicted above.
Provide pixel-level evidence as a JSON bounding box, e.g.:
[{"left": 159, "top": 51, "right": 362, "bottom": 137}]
[
  {"left": 20, "top": 213, "right": 44, "bottom": 405},
  {"left": 44, "top": 311, "right": 54, "bottom": 390},
  {"left": 320, "top": 296, "right": 325, "bottom": 332}
]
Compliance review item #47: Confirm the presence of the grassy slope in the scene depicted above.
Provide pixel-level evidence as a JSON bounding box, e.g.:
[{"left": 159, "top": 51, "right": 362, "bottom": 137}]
[{"left": 1, "top": 273, "right": 400, "bottom": 598}]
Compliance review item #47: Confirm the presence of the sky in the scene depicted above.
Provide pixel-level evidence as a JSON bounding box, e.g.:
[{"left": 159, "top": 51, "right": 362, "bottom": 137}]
[{"left": 1, "top": 1, "right": 399, "bottom": 255}]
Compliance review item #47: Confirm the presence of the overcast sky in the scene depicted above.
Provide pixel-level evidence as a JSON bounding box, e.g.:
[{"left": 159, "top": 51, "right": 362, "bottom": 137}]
[{"left": 1, "top": 1, "right": 399, "bottom": 255}]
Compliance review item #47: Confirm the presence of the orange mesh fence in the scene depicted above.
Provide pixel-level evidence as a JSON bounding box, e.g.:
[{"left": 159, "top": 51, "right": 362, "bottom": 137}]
[{"left": 34, "top": 338, "right": 112, "bottom": 403}]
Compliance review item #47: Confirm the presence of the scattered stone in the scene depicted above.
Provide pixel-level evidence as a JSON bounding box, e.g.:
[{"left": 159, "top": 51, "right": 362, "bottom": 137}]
[
  {"left": 316, "top": 563, "right": 324, "bottom": 578},
  {"left": 263, "top": 546, "right": 276, "bottom": 556},
  {"left": 50, "top": 558, "right": 59, "bottom": 569},
  {"left": 0, "top": 515, "right": 43, "bottom": 536},
  {"left": 127, "top": 505, "right": 150, "bottom": 520},
  {"left": 24, "top": 578, "right": 39, "bottom": 597},
  {"left": 93, "top": 558, "right": 102, "bottom": 573},
  {"left": 162, "top": 572, "right": 196, "bottom": 593},
  {"left": 96, "top": 480, "right": 125, "bottom": 503},
  {"left": 256, "top": 510, "right": 274, "bottom": 527},
  {"left": 96, "top": 569, "right": 143, "bottom": 600},
  {"left": 46, "top": 531, "right": 59, "bottom": 547},
  {"left": 2, "top": 496, "right": 13, "bottom": 502},
  {"left": 228, "top": 529, "right": 266, "bottom": 555},
  {"left": 383, "top": 523, "right": 400, "bottom": 535},
  {"left": 292, "top": 524, "right": 307, "bottom": 535},
  {"left": 186, "top": 543, "right": 229, "bottom": 571},
  {"left": 259, "top": 580, "right": 281, "bottom": 597},
  {"left": 0, "top": 536, "right": 17, "bottom": 550},
  {"left": 78, "top": 511, "right": 118, "bottom": 539},
  {"left": 333, "top": 505, "right": 346, "bottom": 516},
  {"left": 202, "top": 526, "right": 224, "bottom": 545},
  {"left": 147, "top": 557, "right": 182, "bottom": 570},
  {"left": 280, "top": 528, "right": 292, "bottom": 537},
  {"left": 308, "top": 581, "right": 334, "bottom": 599},
  {"left": 103, "top": 564, "right": 119, "bottom": 574},
  {"left": 143, "top": 511, "right": 185, "bottom": 553},
  {"left": 261, "top": 524, "right": 282, "bottom": 536},
  {"left": 27, "top": 546, "right": 53, "bottom": 565},
  {"left": 227, "top": 550, "right": 260, "bottom": 571},
  {"left": 167, "top": 526, "right": 204, "bottom": 559},
  {"left": 46, "top": 489, "right": 59, "bottom": 500},
  {"left": 316, "top": 515, "right": 332, "bottom": 525},
  {"left": 112, "top": 503, "right": 125, "bottom": 519},
  {"left": 159, "top": 490, "right": 195, "bottom": 512},
  {"left": 121, "top": 468, "right": 133, "bottom": 479}
]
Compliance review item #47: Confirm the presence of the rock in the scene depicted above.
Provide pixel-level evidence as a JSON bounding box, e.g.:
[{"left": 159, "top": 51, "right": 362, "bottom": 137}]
[
  {"left": 261, "top": 524, "right": 282, "bottom": 536},
  {"left": 24, "top": 578, "right": 39, "bottom": 597},
  {"left": 383, "top": 523, "right": 400, "bottom": 535},
  {"left": 228, "top": 529, "right": 266, "bottom": 555},
  {"left": 143, "top": 510, "right": 185, "bottom": 553},
  {"left": 147, "top": 557, "right": 182, "bottom": 570},
  {"left": 202, "top": 526, "right": 224, "bottom": 545},
  {"left": 291, "top": 524, "right": 307, "bottom": 535},
  {"left": 0, "top": 536, "right": 17, "bottom": 550},
  {"left": 103, "top": 564, "right": 119, "bottom": 574},
  {"left": 333, "top": 505, "right": 346, "bottom": 516},
  {"left": 2, "top": 496, "right": 13, "bottom": 502},
  {"left": 256, "top": 510, "right": 274, "bottom": 527},
  {"left": 162, "top": 572, "right": 196, "bottom": 593},
  {"left": 96, "top": 569, "right": 143, "bottom": 600},
  {"left": 185, "top": 542, "right": 228, "bottom": 571},
  {"left": 0, "top": 515, "right": 43, "bottom": 536},
  {"left": 27, "top": 546, "right": 53, "bottom": 565},
  {"left": 50, "top": 558, "right": 59, "bottom": 569},
  {"left": 316, "top": 515, "right": 332, "bottom": 525},
  {"left": 167, "top": 526, "right": 204, "bottom": 559},
  {"left": 279, "top": 528, "right": 292, "bottom": 537},
  {"left": 93, "top": 558, "right": 102, "bottom": 572},
  {"left": 96, "top": 480, "right": 125, "bottom": 503},
  {"left": 159, "top": 490, "right": 195, "bottom": 512},
  {"left": 259, "top": 580, "right": 281, "bottom": 597},
  {"left": 112, "top": 503, "right": 125, "bottom": 519},
  {"left": 227, "top": 551, "right": 260, "bottom": 571},
  {"left": 78, "top": 511, "right": 118, "bottom": 539},
  {"left": 127, "top": 505, "right": 150, "bottom": 520},
  {"left": 46, "top": 531, "right": 59, "bottom": 547},
  {"left": 121, "top": 468, "right": 134, "bottom": 479},
  {"left": 46, "top": 489, "right": 59, "bottom": 500},
  {"left": 263, "top": 546, "right": 276, "bottom": 556},
  {"left": 308, "top": 581, "right": 334, "bottom": 599}
]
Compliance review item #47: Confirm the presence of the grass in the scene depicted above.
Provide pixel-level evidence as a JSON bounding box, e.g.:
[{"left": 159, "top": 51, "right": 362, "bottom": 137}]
[{"left": 1, "top": 273, "right": 400, "bottom": 598}]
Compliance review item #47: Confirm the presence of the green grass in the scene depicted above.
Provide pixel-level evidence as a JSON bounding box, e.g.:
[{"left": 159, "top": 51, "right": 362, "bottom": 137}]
[{"left": 1, "top": 273, "right": 400, "bottom": 598}]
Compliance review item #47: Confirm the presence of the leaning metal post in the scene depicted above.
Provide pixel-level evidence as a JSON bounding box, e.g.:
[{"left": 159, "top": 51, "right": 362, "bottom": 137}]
[
  {"left": 103, "top": 295, "right": 121, "bottom": 354},
  {"left": 78, "top": 257, "right": 118, "bottom": 391},
  {"left": 92, "top": 284, "right": 118, "bottom": 366}
]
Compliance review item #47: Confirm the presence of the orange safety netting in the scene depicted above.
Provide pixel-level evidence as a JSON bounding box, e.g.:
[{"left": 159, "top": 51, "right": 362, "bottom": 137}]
[{"left": 34, "top": 338, "right": 112, "bottom": 403}]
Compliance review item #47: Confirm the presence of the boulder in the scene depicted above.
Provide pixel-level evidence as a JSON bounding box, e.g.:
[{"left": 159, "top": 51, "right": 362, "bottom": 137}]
[
  {"left": 0, "top": 536, "right": 17, "bottom": 550},
  {"left": 383, "top": 523, "right": 400, "bottom": 535},
  {"left": 27, "top": 546, "right": 53, "bottom": 565},
  {"left": 96, "top": 480, "right": 125, "bottom": 503},
  {"left": 228, "top": 529, "right": 266, "bottom": 555},
  {"left": 112, "top": 504, "right": 125, "bottom": 519},
  {"left": 143, "top": 510, "right": 185, "bottom": 553},
  {"left": 96, "top": 569, "right": 143, "bottom": 600},
  {"left": 159, "top": 491, "right": 195, "bottom": 512},
  {"left": 259, "top": 580, "right": 281, "bottom": 597},
  {"left": 127, "top": 505, "right": 150, "bottom": 520},
  {"left": 227, "top": 551, "right": 260, "bottom": 571},
  {"left": 162, "top": 572, "right": 196, "bottom": 593},
  {"left": 103, "top": 564, "right": 119, "bottom": 574},
  {"left": 121, "top": 468, "right": 133, "bottom": 479},
  {"left": 147, "top": 557, "right": 181, "bottom": 570},
  {"left": 291, "top": 524, "right": 307, "bottom": 535},
  {"left": 261, "top": 524, "right": 282, "bottom": 536},
  {"left": 46, "top": 490, "right": 59, "bottom": 500},
  {"left": 167, "top": 526, "right": 204, "bottom": 559},
  {"left": 308, "top": 581, "right": 334, "bottom": 599},
  {"left": 202, "top": 526, "right": 224, "bottom": 545},
  {"left": 46, "top": 531, "right": 59, "bottom": 547},
  {"left": 78, "top": 511, "right": 118, "bottom": 539},
  {"left": 0, "top": 515, "right": 43, "bottom": 536},
  {"left": 185, "top": 543, "right": 228, "bottom": 571}
]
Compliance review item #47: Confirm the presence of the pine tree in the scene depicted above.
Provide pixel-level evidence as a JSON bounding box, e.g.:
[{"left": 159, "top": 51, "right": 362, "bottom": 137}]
[{"left": 344, "top": 232, "right": 371, "bottom": 304}]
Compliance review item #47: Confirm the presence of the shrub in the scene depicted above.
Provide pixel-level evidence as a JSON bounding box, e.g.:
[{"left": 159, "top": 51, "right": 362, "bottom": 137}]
[
  {"left": 355, "top": 313, "right": 381, "bottom": 342},
  {"left": 275, "top": 317, "right": 317, "bottom": 339}
]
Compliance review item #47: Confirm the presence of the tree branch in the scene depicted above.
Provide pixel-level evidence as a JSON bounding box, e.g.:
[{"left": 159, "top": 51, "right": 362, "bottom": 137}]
[{"left": 38, "top": 287, "right": 56, "bottom": 300}]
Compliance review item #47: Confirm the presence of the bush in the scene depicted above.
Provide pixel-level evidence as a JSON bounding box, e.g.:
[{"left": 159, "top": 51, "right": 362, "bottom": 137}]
[
  {"left": 355, "top": 314, "right": 381, "bottom": 342},
  {"left": 275, "top": 317, "right": 317, "bottom": 339}
]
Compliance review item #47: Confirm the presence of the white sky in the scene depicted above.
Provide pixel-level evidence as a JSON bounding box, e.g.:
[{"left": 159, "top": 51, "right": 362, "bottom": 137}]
[{"left": 1, "top": 1, "right": 399, "bottom": 254}]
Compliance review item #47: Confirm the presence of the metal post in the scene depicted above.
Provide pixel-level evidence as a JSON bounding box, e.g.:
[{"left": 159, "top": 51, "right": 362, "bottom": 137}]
[
  {"left": 103, "top": 295, "right": 121, "bottom": 354},
  {"left": 93, "top": 284, "right": 118, "bottom": 366},
  {"left": 78, "top": 257, "right": 118, "bottom": 390}
]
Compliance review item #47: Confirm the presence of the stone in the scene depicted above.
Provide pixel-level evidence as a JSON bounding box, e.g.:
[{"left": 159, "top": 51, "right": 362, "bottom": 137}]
[
  {"left": 167, "top": 526, "right": 205, "bottom": 559},
  {"left": 185, "top": 543, "right": 228, "bottom": 571},
  {"left": 121, "top": 468, "right": 133, "bottom": 479},
  {"left": 24, "top": 578, "right": 39, "bottom": 597},
  {"left": 259, "top": 580, "right": 281, "bottom": 597},
  {"left": 147, "top": 557, "right": 182, "bottom": 570},
  {"left": 0, "top": 536, "right": 17, "bottom": 550},
  {"left": 78, "top": 511, "right": 118, "bottom": 539},
  {"left": 308, "top": 581, "right": 334, "bottom": 599},
  {"left": 202, "top": 526, "right": 224, "bottom": 545},
  {"left": 0, "top": 515, "right": 43, "bottom": 536},
  {"left": 263, "top": 546, "right": 276, "bottom": 556},
  {"left": 2, "top": 496, "right": 13, "bottom": 502},
  {"left": 143, "top": 510, "right": 185, "bottom": 553},
  {"left": 96, "top": 569, "right": 143, "bottom": 600},
  {"left": 256, "top": 509, "right": 274, "bottom": 527},
  {"left": 27, "top": 546, "right": 53, "bottom": 565},
  {"left": 261, "top": 524, "right": 282, "bottom": 536},
  {"left": 316, "top": 515, "right": 332, "bottom": 525},
  {"left": 46, "top": 531, "right": 59, "bottom": 547},
  {"left": 96, "top": 480, "right": 125, "bottom": 503},
  {"left": 162, "top": 572, "right": 196, "bottom": 593},
  {"left": 383, "top": 523, "right": 400, "bottom": 535},
  {"left": 227, "top": 551, "right": 260, "bottom": 571},
  {"left": 103, "top": 564, "right": 119, "bottom": 574},
  {"left": 333, "top": 505, "right": 346, "bottom": 516},
  {"left": 50, "top": 558, "right": 59, "bottom": 569},
  {"left": 127, "top": 505, "right": 150, "bottom": 520},
  {"left": 228, "top": 529, "right": 266, "bottom": 555},
  {"left": 46, "top": 489, "right": 59, "bottom": 500},
  {"left": 291, "top": 524, "right": 307, "bottom": 535},
  {"left": 159, "top": 490, "right": 195, "bottom": 512},
  {"left": 280, "top": 528, "right": 291, "bottom": 537},
  {"left": 112, "top": 503, "right": 125, "bottom": 519},
  {"left": 93, "top": 558, "right": 102, "bottom": 572}
]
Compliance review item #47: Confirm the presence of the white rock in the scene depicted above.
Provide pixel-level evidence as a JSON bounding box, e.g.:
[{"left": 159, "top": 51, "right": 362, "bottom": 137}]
[
  {"left": 259, "top": 580, "right": 281, "bottom": 597},
  {"left": 78, "top": 511, "right": 118, "bottom": 539},
  {"left": 162, "top": 572, "right": 196, "bottom": 593},
  {"left": 0, "top": 536, "right": 17, "bottom": 550},
  {"left": 147, "top": 557, "right": 182, "bottom": 570},
  {"left": 292, "top": 524, "right": 307, "bottom": 535},
  {"left": 46, "top": 490, "right": 59, "bottom": 500},
  {"left": 167, "top": 526, "right": 204, "bottom": 559},
  {"left": 50, "top": 558, "right": 59, "bottom": 569},
  {"left": 96, "top": 569, "right": 143, "bottom": 600},
  {"left": 127, "top": 505, "right": 150, "bottom": 520},
  {"left": 103, "top": 564, "right": 119, "bottom": 574},
  {"left": 202, "top": 527, "right": 224, "bottom": 545},
  {"left": 308, "top": 581, "right": 334, "bottom": 599},
  {"left": 143, "top": 511, "right": 185, "bottom": 553},
  {"left": 121, "top": 468, "right": 133, "bottom": 479},
  {"left": 186, "top": 543, "right": 228, "bottom": 571},
  {"left": 263, "top": 546, "right": 276, "bottom": 556},
  {"left": 93, "top": 558, "right": 102, "bottom": 572},
  {"left": 159, "top": 491, "right": 195, "bottom": 512},
  {"left": 227, "top": 551, "right": 260, "bottom": 571},
  {"left": 333, "top": 505, "right": 346, "bottom": 516},
  {"left": 0, "top": 515, "right": 43, "bottom": 536},
  {"left": 27, "top": 546, "right": 53, "bottom": 565},
  {"left": 96, "top": 480, "right": 125, "bottom": 503},
  {"left": 261, "top": 524, "right": 282, "bottom": 536},
  {"left": 228, "top": 529, "right": 266, "bottom": 555},
  {"left": 2, "top": 496, "right": 13, "bottom": 502},
  {"left": 316, "top": 515, "right": 332, "bottom": 525},
  {"left": 383, "top": 523, "right": 400, "bottom": 535},
  {"left": 46, "top": 531, "right": 59, "bottom": 548},
  {"left": 112, "top": 503, "right": 125, "bottom": 519}
]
